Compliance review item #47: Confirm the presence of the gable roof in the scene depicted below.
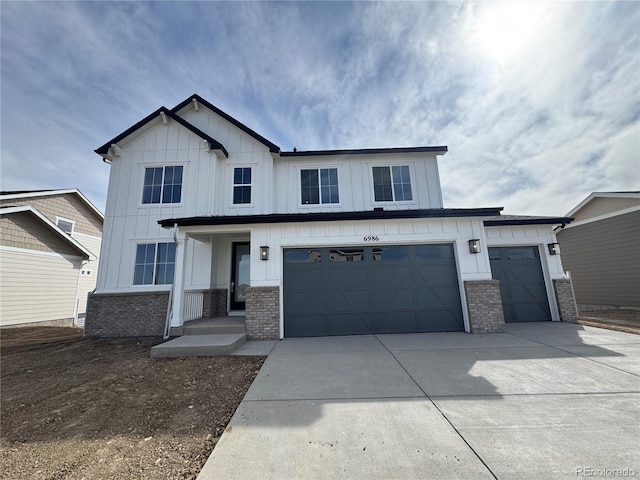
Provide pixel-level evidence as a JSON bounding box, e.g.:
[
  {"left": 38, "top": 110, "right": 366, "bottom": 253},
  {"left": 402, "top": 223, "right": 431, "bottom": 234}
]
[
  {"left": 97, "top": 95, "right": 450, "bottom": 164},
  {"left": 0, "top": 205, "right": 96, "bottom": 260},
  {"left": 564, "top": 191, "right": 640, "bottom": 217},
  {"left": 95, "top": 106, "right": 229, "bottom": 161},
  {"left": 0, "top": 189, "right": 104, "bottom": 221},
  {"left": 172, "top": 94, "right": 281, "bottom": 153}
]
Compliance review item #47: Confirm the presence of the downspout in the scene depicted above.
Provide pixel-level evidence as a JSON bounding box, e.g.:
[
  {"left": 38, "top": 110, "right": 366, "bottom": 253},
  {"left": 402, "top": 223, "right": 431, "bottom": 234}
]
[{"left": 163, "top": 223, "right": 179, "bottom": 339}]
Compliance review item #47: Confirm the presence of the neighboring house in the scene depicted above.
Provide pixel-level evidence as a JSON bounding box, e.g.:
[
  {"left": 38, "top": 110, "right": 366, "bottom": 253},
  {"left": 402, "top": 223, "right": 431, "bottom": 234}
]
[
  {"left": 86, "top": 94, "right": 577, "bottom": 339},
  {"left": 0, "top": 190, "right": 104, "bottom": 327},
  {"left": 556, "top": 191, "right": 640, "bottom": 310}
]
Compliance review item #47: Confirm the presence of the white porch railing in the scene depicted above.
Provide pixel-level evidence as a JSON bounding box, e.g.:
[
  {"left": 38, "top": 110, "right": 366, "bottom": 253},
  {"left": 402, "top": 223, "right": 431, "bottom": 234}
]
[{"left": 183, "top": 290, "right": 204, "bottom": 321}]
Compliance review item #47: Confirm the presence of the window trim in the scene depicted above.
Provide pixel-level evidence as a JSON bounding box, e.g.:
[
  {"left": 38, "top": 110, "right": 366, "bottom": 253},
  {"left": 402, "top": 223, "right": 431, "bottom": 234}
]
[
  {"left": 299, "top": 166, "right": 340, "bottom": 206},
  {"left": 232, "top": 166, "right": 252, "bottom": 205},
  {"left": 55, "top": 216, "right": 75, "bottom": 235},
  {"left": 371, "top": 164, "right": 415, "bottom": 203},
  {"left": 132, "top": 241, "right": 177, "bottom": 286},
  {"left": 140, "top": 164, "right": 184, "bottom": 206}
]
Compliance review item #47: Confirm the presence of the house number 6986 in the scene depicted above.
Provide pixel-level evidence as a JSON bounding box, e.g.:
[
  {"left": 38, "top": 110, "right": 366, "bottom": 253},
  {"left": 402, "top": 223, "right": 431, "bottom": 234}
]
[{"left": 363, "top": 235, "right": 380, "bottom": 242}]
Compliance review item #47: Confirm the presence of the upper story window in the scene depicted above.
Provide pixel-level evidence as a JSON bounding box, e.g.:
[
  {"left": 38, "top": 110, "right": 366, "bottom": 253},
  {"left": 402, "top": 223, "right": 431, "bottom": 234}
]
[
  {"left": 142, "top": 166, "right": 183, "bottom": 204},
  {"left": 301, "top": 168, "right": 339, "bottom": 204},
  {"left": 233, "top": 167, "right": 252, "bottom": 204},
  {"left": 56, "top": 217, "right": 75, "bottom": 235},
  {"left": 372, "top": 165, "right": 412, "bottom": 202},
  {"left": 133, "top": 242, "right": 176, "bottom": 285}
]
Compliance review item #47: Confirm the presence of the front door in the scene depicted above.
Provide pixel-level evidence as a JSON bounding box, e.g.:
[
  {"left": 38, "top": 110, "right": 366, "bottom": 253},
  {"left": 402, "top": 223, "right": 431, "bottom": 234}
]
[{"left": 230, "top": 242, "right": 250, "bottom": 311}]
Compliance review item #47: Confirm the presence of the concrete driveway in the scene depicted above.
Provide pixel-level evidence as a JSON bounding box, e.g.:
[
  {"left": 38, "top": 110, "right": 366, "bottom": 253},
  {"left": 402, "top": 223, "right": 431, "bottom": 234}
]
[{"left": 198, "top": 322, "right": 640, "bottom": 480}]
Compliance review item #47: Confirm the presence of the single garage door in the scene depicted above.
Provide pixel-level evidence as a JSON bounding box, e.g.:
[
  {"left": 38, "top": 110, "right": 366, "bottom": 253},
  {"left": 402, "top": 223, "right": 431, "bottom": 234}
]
[
  {"left": 489, "top": 246, "right": 551, "bottom": 323},
  {"left": 283, "top": 244, "right": 464, "bottom": 337}
]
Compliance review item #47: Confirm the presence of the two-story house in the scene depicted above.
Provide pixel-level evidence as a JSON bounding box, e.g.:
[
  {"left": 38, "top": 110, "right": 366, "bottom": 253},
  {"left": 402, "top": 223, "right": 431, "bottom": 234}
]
[
  {"left": 0, "top": 189, "right": 103, "bottom": 327},
  {"left": 86, "top": 94, "right": 577, "bottom": 340}
]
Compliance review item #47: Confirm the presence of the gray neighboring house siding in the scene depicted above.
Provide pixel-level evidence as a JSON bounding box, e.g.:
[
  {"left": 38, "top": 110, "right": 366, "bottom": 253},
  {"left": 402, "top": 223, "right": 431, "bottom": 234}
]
[{"left": 557, "top": 209, "right": 640, "bottom": 308}]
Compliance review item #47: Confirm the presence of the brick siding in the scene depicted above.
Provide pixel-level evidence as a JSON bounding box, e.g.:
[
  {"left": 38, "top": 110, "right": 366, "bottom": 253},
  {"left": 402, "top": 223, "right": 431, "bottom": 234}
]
[
  {"left": 245, "top": 286, "right": 280, "bottom": 340},
  {"left": 464, "top": 280, "right": 506, "bottom": 333},
  {"left": 202, "top": 288, "right": 228, "bottom": 318},
  {"left": 85, "top": 291, "right": 169, "bottom": 337},
  {"left": 553, "top": 278, "right": 579, "bottom": 323}
]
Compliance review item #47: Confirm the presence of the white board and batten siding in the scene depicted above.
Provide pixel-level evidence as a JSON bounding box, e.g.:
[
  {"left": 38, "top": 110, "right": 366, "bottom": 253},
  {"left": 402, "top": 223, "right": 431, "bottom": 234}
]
[
  {"left": 97, "top": 104, "right": 448, "bottom": 293},
  {"left": 273, "top": 153, "right": 444, "bottom": 214},
  {"left": 96, "top": 109, "right": 272, "bottom": 293},
  {"left": 0, "top": 247, "right": 82, "bottom": 326}
]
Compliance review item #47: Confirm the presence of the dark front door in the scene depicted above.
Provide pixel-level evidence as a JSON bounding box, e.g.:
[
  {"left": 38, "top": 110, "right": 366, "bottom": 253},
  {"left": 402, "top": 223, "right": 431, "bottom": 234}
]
[
  {"left": 489, "top": 246, "right": 552, "bottom": 322},
  {"left": 283, "top": 244, "right": 464, "bottom": 337},
  {"left": 230, "top": 242, "right": 250, "bottom": 311}
]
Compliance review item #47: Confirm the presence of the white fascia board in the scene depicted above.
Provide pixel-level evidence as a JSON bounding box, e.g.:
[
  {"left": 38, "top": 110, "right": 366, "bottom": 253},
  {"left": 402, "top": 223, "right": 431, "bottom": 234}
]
[
  {"left": 0, "top": 189, "right": 105, "bottom": 220},
  {"left": 0, "top": 206, "right": 97, "bottom": 260},
  {"left": 560, "top": 204, "right": 640, "bottom": 229},
  {"left": 565, "top": 191, "right": 640, "bottom": 217}
]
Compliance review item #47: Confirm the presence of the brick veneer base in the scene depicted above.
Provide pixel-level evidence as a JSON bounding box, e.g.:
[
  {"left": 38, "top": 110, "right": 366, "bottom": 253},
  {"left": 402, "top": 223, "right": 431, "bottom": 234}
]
[
  {"left": 85, "top": 291, "right": 169, "bottom": 337},
  {"left": 553, "top": 279, "right": 579, "bottom": 323},
  {"left": 202, "top": 288, "right": 228, "bottom": 318},
  {"left": 464, "top": 280, "right": 506, "bottom": 333},
  {"left": 245, "top": 286, "right": 280, "bottom": 340}
]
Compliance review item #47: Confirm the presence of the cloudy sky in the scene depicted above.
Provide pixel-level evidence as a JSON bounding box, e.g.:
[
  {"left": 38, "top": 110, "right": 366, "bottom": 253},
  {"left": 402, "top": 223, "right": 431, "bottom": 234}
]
[{"left": 1, "top": 1, "right": 638, "bottom": 215}]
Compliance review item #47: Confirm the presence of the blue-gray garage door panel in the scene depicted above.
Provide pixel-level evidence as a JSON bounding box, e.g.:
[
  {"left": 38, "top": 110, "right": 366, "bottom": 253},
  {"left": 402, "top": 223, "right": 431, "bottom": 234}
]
[
  {"left": 283, "top": 244, "right": 464, "bottom": 337},
  {"left": 489, "top": 246, "right": 552, "bottom": 322}
]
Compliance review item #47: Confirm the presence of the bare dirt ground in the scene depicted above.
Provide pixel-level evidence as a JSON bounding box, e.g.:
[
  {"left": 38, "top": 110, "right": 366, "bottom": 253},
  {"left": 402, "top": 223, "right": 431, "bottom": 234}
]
[
  {"left": 1, "top": 327, "right": 264, "bottom": 480},
  {"left": 579, "top": 309, "right": 640, "bottom": 335}
]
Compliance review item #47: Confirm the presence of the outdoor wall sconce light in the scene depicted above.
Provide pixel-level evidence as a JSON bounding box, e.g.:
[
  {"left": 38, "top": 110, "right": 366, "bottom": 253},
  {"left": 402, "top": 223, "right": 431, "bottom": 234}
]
[
  {"left": 468, "top": 239, "right": 481, "bottom": 254},
  {"left": 260, "top": 246, "right": 270, "bottom": 260},
  {"left": 547, "top": 243, "right": 561, "bottom": 255}
]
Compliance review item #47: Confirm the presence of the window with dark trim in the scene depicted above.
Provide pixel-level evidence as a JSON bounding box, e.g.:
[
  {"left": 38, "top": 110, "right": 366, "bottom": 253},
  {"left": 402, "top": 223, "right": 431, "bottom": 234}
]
[
  {"left": 301, "top": 168, "right": 339, "bottom": 204},
  {"left": 133, "top": 242, "right": 176, "bottom": 285},
  {"left": 372, "top": 165, "right": 412, "bottom": 202},
  {"left": 233, "top": 167, "right": 252, "bottom": 204},
  {"left": 142, "top": 166, "right": 183, "bottom": 204}
]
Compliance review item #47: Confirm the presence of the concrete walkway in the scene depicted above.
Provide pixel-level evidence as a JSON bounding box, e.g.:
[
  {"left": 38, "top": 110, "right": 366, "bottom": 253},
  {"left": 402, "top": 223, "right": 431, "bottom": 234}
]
[{"left": 197, "top": 322, "right": 640, "bottom": 480}]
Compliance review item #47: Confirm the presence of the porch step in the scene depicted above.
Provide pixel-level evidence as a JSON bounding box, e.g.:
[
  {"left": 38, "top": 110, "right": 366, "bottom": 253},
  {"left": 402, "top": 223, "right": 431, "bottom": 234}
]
[
  {"left": 183, "top": 316, "right": 245, "bottom": 335},
  {"left": 150, "top": 333, "right": 247, "bottom": 358}
]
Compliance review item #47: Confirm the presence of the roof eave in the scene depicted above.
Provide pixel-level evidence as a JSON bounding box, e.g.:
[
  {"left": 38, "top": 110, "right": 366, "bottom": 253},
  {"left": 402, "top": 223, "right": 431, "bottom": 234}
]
[
  {"left": 484, "top": 217, "right": 574, "bottom": 227},
  {"left": 279, "top": 146, "right": 448, "bottom": 157},
  {"left": 0, "top": 206, "right": 97, "bottom": 260},
  {"left": 158, "top": 207, "right": 504, "bottom": 228},
  {"left": 173, "top": 94, "right": 281, "bottom": 153},
  {"left": 95, "top": 106, "right": 229, "bottom": 161}
]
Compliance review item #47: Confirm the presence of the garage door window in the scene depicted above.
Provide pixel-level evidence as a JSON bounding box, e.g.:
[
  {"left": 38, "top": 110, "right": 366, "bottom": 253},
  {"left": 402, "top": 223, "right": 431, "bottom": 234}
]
[
  {"left": 415, "top": 244, "right": 452, "bottom": 259},
  {"left": 329, "top": 248, "right": 364, "bottom": 262},
  {"left": 285, "top": 249, "right": 323, "bottom": 263},
  {"left": 373, "top": 246, "right": 410, "bottom": 261}
]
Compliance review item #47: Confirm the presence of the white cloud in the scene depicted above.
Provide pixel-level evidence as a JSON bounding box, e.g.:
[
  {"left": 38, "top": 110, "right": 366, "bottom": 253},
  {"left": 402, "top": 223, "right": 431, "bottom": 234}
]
[{"left": 1, "top": 1, "right": 638, "bottom": 216}]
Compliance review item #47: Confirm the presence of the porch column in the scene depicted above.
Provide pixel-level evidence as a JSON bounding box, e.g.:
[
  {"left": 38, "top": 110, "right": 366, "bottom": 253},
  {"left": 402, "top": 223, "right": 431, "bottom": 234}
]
[{"left": 171, "top": 231, "right": 188, "bottom": 327}]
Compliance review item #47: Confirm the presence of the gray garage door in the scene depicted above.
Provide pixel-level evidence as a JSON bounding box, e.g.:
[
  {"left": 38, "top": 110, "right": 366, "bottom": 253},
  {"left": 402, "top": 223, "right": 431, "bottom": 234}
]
[
  {"left": 283, "top": 244, "right": 464, "bottom": 337},
  {"left": 489, "top": 246, "right": 551, "bottom": 323}
]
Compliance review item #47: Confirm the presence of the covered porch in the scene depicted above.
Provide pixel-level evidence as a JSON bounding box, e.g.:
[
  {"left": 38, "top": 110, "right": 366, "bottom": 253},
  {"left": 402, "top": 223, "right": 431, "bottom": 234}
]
[{"left": 168, "top": 225, "right": 280, "bottom": 342}]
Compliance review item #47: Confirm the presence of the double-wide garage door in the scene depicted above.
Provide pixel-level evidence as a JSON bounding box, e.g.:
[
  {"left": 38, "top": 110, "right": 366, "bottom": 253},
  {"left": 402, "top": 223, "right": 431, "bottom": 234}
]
[{"left": 283, "top": 244, "right": 464, "bottom": 337}]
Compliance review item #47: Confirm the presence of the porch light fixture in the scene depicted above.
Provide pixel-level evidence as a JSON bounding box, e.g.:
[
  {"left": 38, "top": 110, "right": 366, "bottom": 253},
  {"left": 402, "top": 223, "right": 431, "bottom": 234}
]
[
  {"left": 547, "top": 243, "right": 560, "bottom": 255},
  {"left": 468, "top": 239, "right": 481, "bottom": 254},
  {"left": 260, "top": 246, "right": 269, "bottom": 261}
]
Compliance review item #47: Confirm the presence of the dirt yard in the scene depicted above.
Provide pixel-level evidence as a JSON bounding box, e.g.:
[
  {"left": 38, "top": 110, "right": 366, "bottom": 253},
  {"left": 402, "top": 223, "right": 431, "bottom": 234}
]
[{"left": 1, "top": 327, "right": 264, "bottom": 480}]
